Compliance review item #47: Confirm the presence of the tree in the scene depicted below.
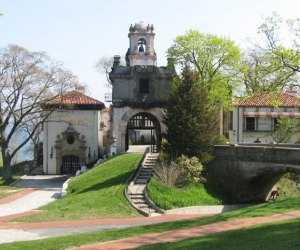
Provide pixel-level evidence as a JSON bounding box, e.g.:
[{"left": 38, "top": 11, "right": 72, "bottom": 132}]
[
  {"left": 0, "top": 45, "right": 82, "bottom": 180},
  {"left": 257, "top": 13, "right": 300, "bottom": 84},
  {"left": 167, "top": 30, "right": 241, "bottom": 109},
  {"left": 272, "top": 117, "right": 300, "bottom": 143},
  {"left": 164, "top": 65, "right": 218, "bottom": 163},
  {"left": 94, "top": 56, "right": 114, "bottom": 87},
  {"left": 240, "top": 49, "right": 297, "bottom": 94}
]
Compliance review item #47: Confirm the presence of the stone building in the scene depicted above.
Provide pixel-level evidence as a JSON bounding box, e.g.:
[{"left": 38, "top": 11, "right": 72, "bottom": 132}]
[
  {"left": 109, "top": 21, "right": 175, "bottom": 153},
  {"left": 42, "top": 91, "right": 109, "bottom": 174}
]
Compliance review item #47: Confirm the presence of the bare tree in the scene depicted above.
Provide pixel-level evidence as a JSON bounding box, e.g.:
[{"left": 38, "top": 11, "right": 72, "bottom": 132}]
[
  {"left": 0, "top": 44, "right": 83, "bottom": 180},
  {"left": 258, "top": 13, "right": 300, "bottom": 76},
  {"left": 94, "top": 56, "right": 114, "bottom": 87}
]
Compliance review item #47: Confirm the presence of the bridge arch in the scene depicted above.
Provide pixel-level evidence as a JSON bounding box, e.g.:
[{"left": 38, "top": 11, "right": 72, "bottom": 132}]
[{"left": 207, "top": 144, "right": 300, "bottom": 202}]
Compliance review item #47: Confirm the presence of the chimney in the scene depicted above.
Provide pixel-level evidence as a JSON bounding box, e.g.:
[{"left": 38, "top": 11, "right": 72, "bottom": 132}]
[{"left": 113, "top": 55, "right": 121, "bottom": 67}]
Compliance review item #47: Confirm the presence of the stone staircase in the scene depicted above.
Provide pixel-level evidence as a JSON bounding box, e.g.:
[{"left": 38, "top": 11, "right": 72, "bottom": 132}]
[{"left": 127, "top": 152, "right": 163, "bottom": 216}]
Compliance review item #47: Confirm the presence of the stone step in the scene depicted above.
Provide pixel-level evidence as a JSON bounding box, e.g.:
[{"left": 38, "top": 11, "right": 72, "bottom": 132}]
[
  {"left": 131, "top": 199, "right": 145, "bottom": 204},
  {"left": 140, "top": 173, "right": 153, "bottom": 177},
  {"left": 145, "top": 159, "right": 157, "bottom": 162},
  {"left": 138, "top": 176, "right": 151, "bottom": 180},
  {"left": 130, "top": 194, "right": 144, "bottom": 197},
  {"left": 139, "top": 172, "right": 152, "bottom": 177},
  {"left": 143, "top": 164, "right": 155, "bottom": 168},
  {"left": 148, "top": 154, "right": 159, "bottom": 157},
  {"left": 126, "top": 152, "right": 161, "bottom": 217},
  {"left": 146, "top": 159, "right": 158, "bottom": 162},
  {"left": 143, "top": 164, "right": 155, "bottom": 167},
  {"left": 139, "top": 203, "right": 152, "bottom": 209},
  {"left": 135, "top": 179, "right": 148, "bottom": 184},
  {"left": 140, "top": 207, "right": 156, "bottom": 214},
  {"left": 129, "top": 193, "right": 144, "bottom": 197},
  {"left": 141, "top": 166, "right": 153, "bottom": 171},
  {"left": 140, "top": 168, "right": 153, "bottom": 172},
  {"left": 133, "top": 200, "right": 149, "bottom": 207}
]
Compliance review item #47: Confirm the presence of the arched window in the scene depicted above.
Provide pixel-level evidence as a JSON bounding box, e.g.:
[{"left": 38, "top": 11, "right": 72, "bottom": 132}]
[{"left": 138, "top": 38, "right": 146, "bottom": 53}]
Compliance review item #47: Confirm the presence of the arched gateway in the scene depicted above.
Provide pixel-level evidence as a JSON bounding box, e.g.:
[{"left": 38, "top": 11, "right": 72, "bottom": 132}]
[
  {"left": 109, "top": 22, "right": 175, "bottom": 153},
  {"left": 126, "top": 112, "right": 161, "bottom": 152}
]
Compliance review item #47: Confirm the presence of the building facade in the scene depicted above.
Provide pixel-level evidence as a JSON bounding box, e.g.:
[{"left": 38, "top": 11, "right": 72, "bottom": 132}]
[
  {"left": 42, "top": 91, "right": 109, "bottom": 174},
  {"left": 109, "top": 22, "right": 175, "bottom": 153},
  {"left": 227, "top": 91, "right": 300, "bottom": 143}
]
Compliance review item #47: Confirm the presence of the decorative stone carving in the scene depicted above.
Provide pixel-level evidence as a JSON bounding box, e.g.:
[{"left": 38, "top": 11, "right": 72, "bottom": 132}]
[{"left": 54, "top": 125, "right": 87, "bottom": 174}]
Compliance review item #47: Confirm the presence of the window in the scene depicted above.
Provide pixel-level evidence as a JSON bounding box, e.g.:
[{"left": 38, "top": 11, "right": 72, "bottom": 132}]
[
  {"left": 67, "top": 135, "right": 75, "bottom": 144},
  {"left": 244, "top": 117, "right": 277, "bottom": 131},
  {"left": 245, "top": 117, "right": 255, "bottom": 131},
  {"left": 257, "top": 117, "right": 273, "bottom": 131},
  {"left": 139, "top": 79, "right": 150, "bottom": 93}
]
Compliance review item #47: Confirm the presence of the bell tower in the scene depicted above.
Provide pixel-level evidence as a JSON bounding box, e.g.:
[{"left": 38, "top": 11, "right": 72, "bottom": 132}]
[
  {"left": 126, "top": 21, "right": 157, "bottom": 66},
  {"left": 109, "top": 22, "right": 175, "bottom": 153}
]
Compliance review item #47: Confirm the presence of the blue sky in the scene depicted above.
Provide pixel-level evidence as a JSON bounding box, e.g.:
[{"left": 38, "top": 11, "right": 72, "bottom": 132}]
[{"left": 1, "top": 0, "right": 300, "bottom": 105}]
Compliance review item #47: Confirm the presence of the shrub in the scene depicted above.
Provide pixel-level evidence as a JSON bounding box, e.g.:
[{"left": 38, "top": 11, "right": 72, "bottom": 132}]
[
  {"left": 153, "top": 155, "right": 205, "bottom": 187},
  {"left": 153, "top": 159, "right": 183, "bottom": 187},
  {"left": 176, "top": 155, "right": 205, "bottom": 184}
]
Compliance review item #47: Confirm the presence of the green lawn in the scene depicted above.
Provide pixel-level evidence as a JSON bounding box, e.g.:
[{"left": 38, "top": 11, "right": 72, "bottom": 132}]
[
  {"left": 139, "top": 217, "right": 300, "bottom": 250},
  {"left": 2, "top": 198, "right": 300, "bottom": 250},
  {"left": 148, "top": 178, "right": 221, "bottom": 210},
  {"left": 13, "top": 153, "right": 143, "bottom": 222}
]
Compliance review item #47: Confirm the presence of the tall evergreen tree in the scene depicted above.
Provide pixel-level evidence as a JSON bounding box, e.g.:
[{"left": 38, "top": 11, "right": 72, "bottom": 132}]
[{"left": 164, "top": 66, "right": 218, "bottom": 163}]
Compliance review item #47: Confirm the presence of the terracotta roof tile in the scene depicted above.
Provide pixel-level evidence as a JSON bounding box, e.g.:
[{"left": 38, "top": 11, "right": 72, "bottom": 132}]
[
  {"left": 46, "top": 91, "right": 105, "bottom": 107},
  {"left": 237, "top": 92, "right": 300, "bottom": 107}
]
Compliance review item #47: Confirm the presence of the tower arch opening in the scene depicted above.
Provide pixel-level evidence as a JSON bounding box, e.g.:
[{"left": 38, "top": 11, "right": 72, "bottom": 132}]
[
  {"left": 138, "top": 38, "right": 146, "bottom": 53},
  {"left": 126, "top": 112, "right": 161, "bottom": 153}
]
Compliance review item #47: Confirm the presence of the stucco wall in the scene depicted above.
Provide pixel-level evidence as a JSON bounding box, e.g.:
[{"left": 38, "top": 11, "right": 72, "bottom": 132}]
[{"left": 43, "top": 110, "right": 100, "bottom": 174}]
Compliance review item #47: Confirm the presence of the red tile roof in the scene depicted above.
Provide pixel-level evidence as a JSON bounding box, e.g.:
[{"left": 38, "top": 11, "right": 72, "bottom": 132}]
[
  {"left": 237, "top": 92, "right": 300, "bottom": 107},
  {"left": 45, "top": 91, "right": 105, "bottom": 108}
]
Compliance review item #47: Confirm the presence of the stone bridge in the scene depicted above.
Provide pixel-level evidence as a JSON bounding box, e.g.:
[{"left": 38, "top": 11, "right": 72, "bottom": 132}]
[{"left": 207, "top": 144, "right": 300, "bottom": 202}]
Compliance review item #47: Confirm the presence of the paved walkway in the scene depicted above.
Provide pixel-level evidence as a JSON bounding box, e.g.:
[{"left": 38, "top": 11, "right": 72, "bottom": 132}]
[
  {"left": 0, "top": 212, "right": 205, "bottom": 243},
  {"left": 0, "top": 175, "right": 68, "bottom": 217},
  {"left": 0, "top": 174, "right": 71, "bottom": 243}
]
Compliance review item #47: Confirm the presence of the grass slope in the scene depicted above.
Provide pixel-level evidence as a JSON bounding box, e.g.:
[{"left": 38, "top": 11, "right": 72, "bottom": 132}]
[
  {"left": 148, "top": 178, "right": 221, "bottom": 209},
  {"left": 13, "top": 153, "right": 143, "bottom": 222},
  {"left": 2, "top": 198, "right": 300, "bottom": 249}
]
